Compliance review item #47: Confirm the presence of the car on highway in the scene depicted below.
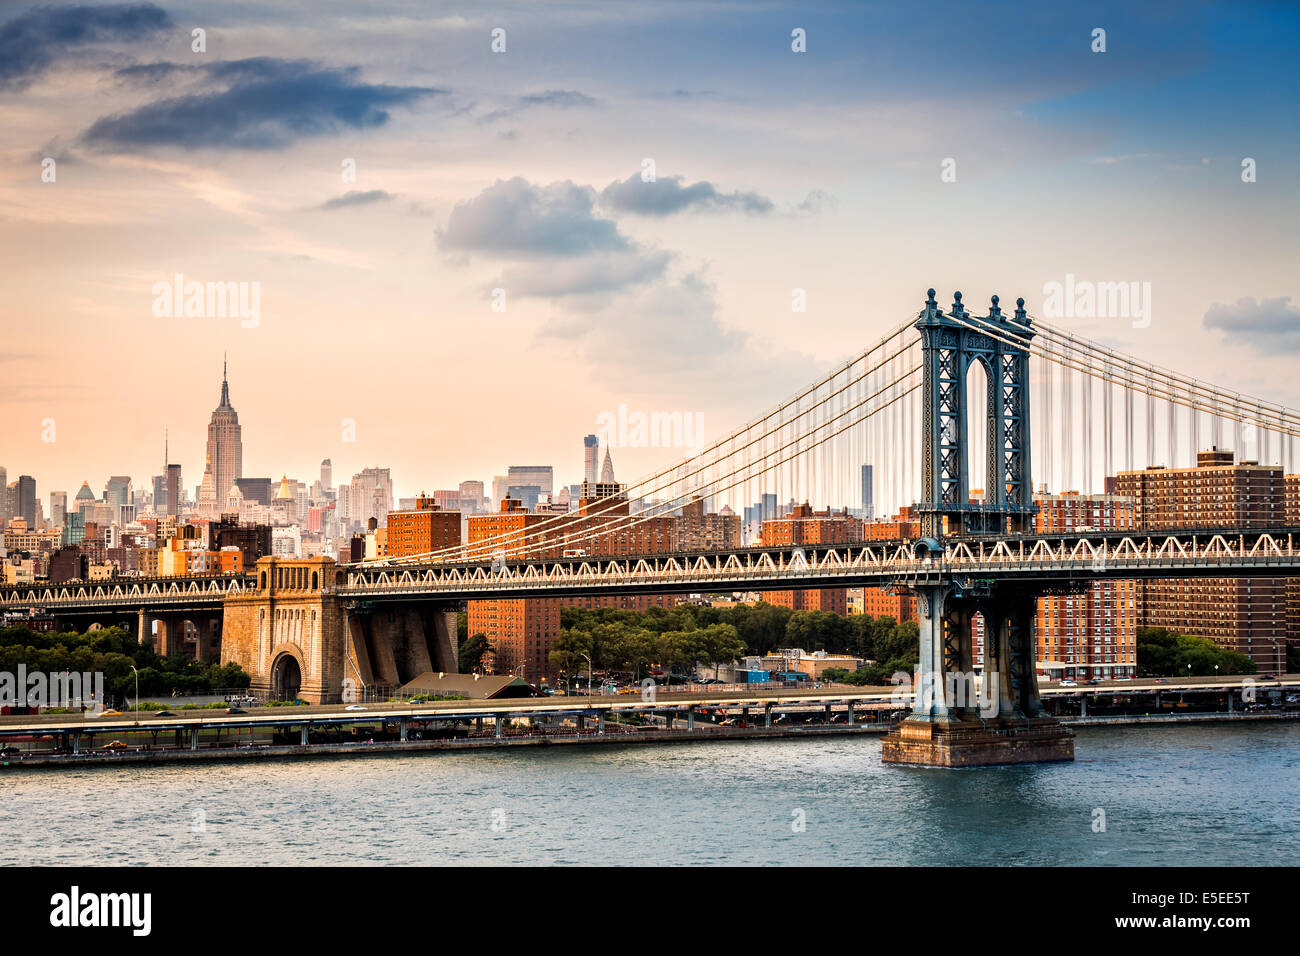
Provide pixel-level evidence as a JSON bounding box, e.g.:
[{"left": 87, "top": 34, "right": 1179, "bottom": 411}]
[
  {"left": 225, "top": 706, "right": 247, "bottom": 715},
  {"left": 0, "top": 746, "right": 21, "bottom": 756},
  {"left": 1060, "top": 680, "right": 1077, "bottom": 687},
  {"left": 95, "top": 709, "right": 123, "bottom": 717},
  {"left": 1154, "top": 678, "right": 1169, "bottom": 684},
  {"left": 345, "top": 704, "right": 366, "bottom": 711},
  {"left": 154, "top": 710, "right": 177, "bottom": 717},
  {"left": 1260, "top": 674, "right": 1277, "bottom": 681},
  {"left": 99, "top": 740, "right": 127, "bottom": 750}
]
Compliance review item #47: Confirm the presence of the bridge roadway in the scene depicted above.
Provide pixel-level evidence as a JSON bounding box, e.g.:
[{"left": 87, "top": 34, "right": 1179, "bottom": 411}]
[
  {"left": 6, "top": 525, "right": 1300, "bottom": 613},
  {"left": 1, "top": 674, "right": 1293, "bottom": 739},
  {"left": 343, "top": 525, "right": 1300, "bottom": 601}
]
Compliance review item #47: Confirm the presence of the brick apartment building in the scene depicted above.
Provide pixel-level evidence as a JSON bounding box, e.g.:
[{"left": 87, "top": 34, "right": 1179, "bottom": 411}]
[
  {"left": 760, "top": 503, "right": 864, "bottom": 615},
  {"left": 1115, "top": 448, "right": 1287, "bottom": 674},
  {"left": 386, "top": 494, "right": 462, "bottom": 559},
  {"left": 1031, "top": 492, "right": 1138, "bottom": 679},
  {"left": 466, "top": 483, "right": 679, "bottom": 682}
]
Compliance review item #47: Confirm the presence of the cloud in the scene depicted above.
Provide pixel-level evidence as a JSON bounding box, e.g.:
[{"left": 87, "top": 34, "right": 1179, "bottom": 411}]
[
  {"left": 0, "top": 3, "right": 170, "bottom": 90},
  {"left": 539, "top": 272, "right": 822, "bottom": 401},
  {"left": 317, "top": 189, "right": 395, "bottom": 211},
  {"left": 437, "top": 177, "right": 629, "bottom": 258},
  {"left": 83, "top": 58, "right": 440, "bottom": 150},
  {"left": 479, "top": 89, "right": 596, "bottom": 124},
  {"left": 503, "top": 249, "right": 672, "bottom": 299},
  {"left": 1203, "top": 296, "right": 1300, "bottom": 353},
  {"left": 598, "top": 173, "right": 773, "bottom": 217},
  {"left": 796, "top": 189, "right": 836, "bottom": 214}
]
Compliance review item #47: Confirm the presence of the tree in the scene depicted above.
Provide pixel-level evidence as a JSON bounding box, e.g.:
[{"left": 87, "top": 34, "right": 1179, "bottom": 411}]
[
  {"left": 1136, "top": 627, "right": 1256, "bottom": 677},
  {"left": 459, "top": 633, "right": 490, "bottom": 673},
  {"left": 697, "top": 623, "right": 745, "bottom": 679},
  {"left": 548, "top": 629, "right": 594, "bottom": 682}
]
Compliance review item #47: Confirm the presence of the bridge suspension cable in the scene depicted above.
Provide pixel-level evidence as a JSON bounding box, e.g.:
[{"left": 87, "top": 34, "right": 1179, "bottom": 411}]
[{"left": 375, "top": 317, "right": 923, "bottom": 564}]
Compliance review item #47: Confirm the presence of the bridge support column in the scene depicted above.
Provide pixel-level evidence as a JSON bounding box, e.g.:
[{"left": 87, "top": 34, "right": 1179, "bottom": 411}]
[
  {"left": 846, "top": 704, "right": 855, "bottom": 726},
  {"left": 194, "top": 618, "right": 216, "bottom": 664},
  {"left": 300, "top": 725, "right": 309, "bottom": 746},
  {"left": 190, "top": 729, "right": 199, "bottom": 751},
  {"left": 597, "top": 712, "right": 606, "bottom": 735},
  {"left": 399, "top": 718, "right": 408, "bottom": 742},
  {"left": 154, "top": 617, "right": 176, "bottom": 658},
  {"left": 1080, "top": 696, "right": 1087, "bottom": 717},
  {"left": 765, "top": 703, "right": 773, "bottom": 727},
  {"left": 494, "top": 716, "right": 503, "bottom": 739},
  {"left": 883, "top": 585, "right": 1073, "bottom": 767},
  {"left": 71, "top": 734, "right": 80, "bottom": 754},
  {"left": 687, "top": 707, "right": 695, "bottom": 731}
]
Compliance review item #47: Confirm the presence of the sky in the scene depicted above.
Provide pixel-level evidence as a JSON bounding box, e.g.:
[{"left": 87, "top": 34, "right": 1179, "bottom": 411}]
[{"left": 1, "top": 0, "right": 1298, "bottom": 502}]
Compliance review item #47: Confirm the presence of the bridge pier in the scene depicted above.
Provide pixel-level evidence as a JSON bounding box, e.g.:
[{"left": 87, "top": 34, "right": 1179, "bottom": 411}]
[{"left": 882, "top": 584, "right": 1073, "bottom": 768}]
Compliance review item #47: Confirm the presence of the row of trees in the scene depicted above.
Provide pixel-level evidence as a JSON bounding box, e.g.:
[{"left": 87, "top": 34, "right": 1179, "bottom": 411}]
[
  {"left": 1136, "top": 627, "right": 1258, "bottom": 677},
  {"left": 526, "top": 603, "right": 916, "bottom": 684},
  {"left": 0, "top": 625, "right": 250, "bottom": 703}
]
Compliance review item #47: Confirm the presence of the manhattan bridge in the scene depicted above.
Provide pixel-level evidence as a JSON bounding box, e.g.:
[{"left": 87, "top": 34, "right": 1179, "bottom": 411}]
[{"left": 7, "top": 289, "right": 1300, "bottom": 765}]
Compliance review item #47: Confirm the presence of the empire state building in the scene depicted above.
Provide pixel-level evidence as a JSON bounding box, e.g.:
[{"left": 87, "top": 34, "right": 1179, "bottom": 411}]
[{"left": 197, "top": 358, "right": 243, "bottom": 515}]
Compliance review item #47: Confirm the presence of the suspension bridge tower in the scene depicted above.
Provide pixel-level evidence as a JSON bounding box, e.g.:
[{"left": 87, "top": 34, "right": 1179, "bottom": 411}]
[{"left": 882, "top": 289, "right": 1075, "bottom": 767}]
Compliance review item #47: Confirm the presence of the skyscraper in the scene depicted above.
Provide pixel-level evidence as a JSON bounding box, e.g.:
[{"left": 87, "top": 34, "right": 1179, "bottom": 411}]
[
  {"left": 320, "top": 458, "right": 332, "bottom": 492},
  {"left": 15, "top": 475, "right": 36, "bottom": 528},
  {"left": 49, "top": 491, "right": 67, "bottom": 528},
  {"left": 861, "top": 464, "right": 874, "bottom": 519},
  {"left": 583, "top": 434, "right": 599, "bottom": 484},
  {"left": 197, "top": 356, "right": 243, "bottom": 515},
  {"left": 599, "top": 448, "right": 615, "bottom": 484},
  {"left": 506, "top": 465, "right": 554, "bottom": 496},
  {"left": 166, "top": 464, "right": 182, "bottom": 517}
]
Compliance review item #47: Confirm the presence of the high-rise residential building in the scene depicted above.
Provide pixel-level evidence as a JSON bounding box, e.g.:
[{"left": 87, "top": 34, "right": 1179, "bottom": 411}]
[
  {"left": 387, "top": 495, "right": 462, "bottom": 559},
  {"left": 583, "top": 434, "right": 599, "bottom": 484},
  {"left": 467, "top": 483, "right": 678, "bottom": 682},
  {"left": 760, "top": 503, "right": 864, "bottom": 614},
  {"left": 197, "top": 358, "right": 243, "bottom": 514},
  {"left": 1286, "top": 474, "right": 1300, "bottom": 652},
  {"left": 0, "top": 467, "right": 7, "bottom": 521},
  {"left": 861, "top": 464, "right": 874, "bottom": 519},
  {"left": 678, "top": 497, "right": 742, "bottom": 551},
  {"left": 1115, "top": 448, "right": 1286, "bottom": 674},
  {"left": 1028, "top": 491, "right": 1137, "bottom": 680}
]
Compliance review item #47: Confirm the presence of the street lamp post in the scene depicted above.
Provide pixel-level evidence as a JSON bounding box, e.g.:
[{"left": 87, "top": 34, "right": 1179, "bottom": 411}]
[
  {"left": 579, "top": 652, "right": 592, "bottom": 697},
  {"left": 129, "top": 664, "right": 139, "bottom": 726}
]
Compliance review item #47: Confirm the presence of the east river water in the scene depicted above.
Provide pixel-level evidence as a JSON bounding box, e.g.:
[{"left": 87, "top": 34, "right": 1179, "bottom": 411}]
[{"left": 3, "top": 723, "right": 1295, "bottom": 866}]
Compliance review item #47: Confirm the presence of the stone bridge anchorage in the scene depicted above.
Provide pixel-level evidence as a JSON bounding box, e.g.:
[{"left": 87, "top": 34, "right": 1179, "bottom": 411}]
[{"left": 218, "top": 556, "right": 459, "bottom": 703}]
